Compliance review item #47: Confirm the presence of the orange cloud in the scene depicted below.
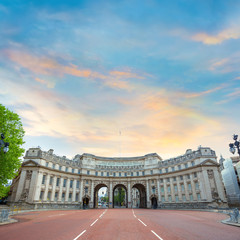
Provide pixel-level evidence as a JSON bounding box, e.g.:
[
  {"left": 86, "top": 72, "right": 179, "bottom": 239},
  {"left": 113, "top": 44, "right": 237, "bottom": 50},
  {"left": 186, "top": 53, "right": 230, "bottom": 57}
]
[{"left": 191, "top": 27, "right": 240, "bottom": 45}]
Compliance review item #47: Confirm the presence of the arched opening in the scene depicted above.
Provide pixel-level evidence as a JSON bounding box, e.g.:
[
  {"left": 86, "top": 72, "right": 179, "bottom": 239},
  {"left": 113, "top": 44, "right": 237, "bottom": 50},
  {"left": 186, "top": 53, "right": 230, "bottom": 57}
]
[
  {"left": 151, "top": 196, "right": 158, "bottom": 209},
  {"left": 113, "top": 184, "right": 128, "bottom": 208},
  {"left": 132, "top": 183, "right": 146, "bottom": 208},
  {"left": 82, "top": 196, "right": 90, "bottom": 209},
  {"left": 93, "top": 184, "right": 108, "bottom": 208}
]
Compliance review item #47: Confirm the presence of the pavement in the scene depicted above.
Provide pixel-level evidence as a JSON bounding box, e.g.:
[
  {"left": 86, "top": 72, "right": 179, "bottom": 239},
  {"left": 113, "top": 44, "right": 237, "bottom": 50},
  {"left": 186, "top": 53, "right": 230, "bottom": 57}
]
[{"left": 0, "top": 208, "right": 239, "bottom": 240}]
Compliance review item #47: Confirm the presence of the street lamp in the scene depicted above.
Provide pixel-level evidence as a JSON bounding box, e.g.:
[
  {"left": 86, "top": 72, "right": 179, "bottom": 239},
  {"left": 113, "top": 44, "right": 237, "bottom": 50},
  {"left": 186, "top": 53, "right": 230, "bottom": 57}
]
[
  {"left": 229, "top": 134, "right": 240, "bottom": 157},
  {"left": 0, "top": 133, "right": 9, "bottom": 153},
  {"left": 83, "top": 186, "right": 87, "bottom": 209}
]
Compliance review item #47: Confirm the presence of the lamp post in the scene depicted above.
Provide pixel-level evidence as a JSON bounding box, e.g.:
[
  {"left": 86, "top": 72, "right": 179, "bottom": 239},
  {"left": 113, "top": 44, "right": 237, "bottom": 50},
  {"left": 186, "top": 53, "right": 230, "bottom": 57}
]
[
  {"left": 229, "top": 134, "right": 240, "bottom": 157},
  {"left": 0, "top": 133, "right": 9, "bottom": 153}
]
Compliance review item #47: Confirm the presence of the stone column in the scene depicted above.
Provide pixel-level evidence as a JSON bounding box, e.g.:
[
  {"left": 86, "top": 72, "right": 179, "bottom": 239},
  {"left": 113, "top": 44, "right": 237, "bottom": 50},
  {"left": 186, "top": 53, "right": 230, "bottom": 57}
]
[
  {"left": 51, "top": 176, "right": 57, "bottom": 202},
  {"left": 170, "top": 178, "right": 175, "bottom": 202},
  {"left": 190, "top": 174, "right": 197, "bottom": 201},
  {"left": 213, "top": 169, "right": 227, "bottom": 201},
  {"left": 15, "top": 170, "right": 27, "bottom": 201},
  {"left": 90, "top": 180, "right": 94, "bottom": 208},
  {"left": 79, "top": 179, "right": 83, "bottom": 205},
  {"left": 58, "top": 178, "right": 64, "bottom": 202},
  {"left": 163, "top": 179, "right": 168, "bottom": 202},
  {"left": 202, "top": 170, "right": 212, "bottom": 201},
  {"left": 28, "top": 170, "right": 38, "bottom": 203},
  {"left": 72, "top": 179, "right": 77, "bottom": 202},
  {"left": 198, "top": 171, "right": 207, "bottom": 200},
  {"left": 146, "top": 179, "right": 150, "bottom": 208},
  {"left": 43, "top": 174, "right": 50, "bottom": 201},
  {"left": 33, "top": 171, "right": 43, "bottom": 201},
  {"left": 176, "top": 177, "right": 182, "bottom": 201},
  {"left": 128, "top": 181, "right": 131, "bottom": 208},
  {"left": 65, "top": 179, "right": 70, "bottom": 202},
  {"left": 157, "top": 179, "right": 161, "bottom": 204},
  {"left": 183, "top": 176, "right": 190, "bottom": 201},
  {"left": 109, "top": 181, "right": 113, "bottom": 208}
]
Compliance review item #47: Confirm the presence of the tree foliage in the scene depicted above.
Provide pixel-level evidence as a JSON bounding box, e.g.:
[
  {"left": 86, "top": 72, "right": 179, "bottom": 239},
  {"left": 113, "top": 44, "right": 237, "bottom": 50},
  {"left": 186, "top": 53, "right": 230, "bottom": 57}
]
[{"left": 0, "top": 104, "right": 25, "bottom": 196}]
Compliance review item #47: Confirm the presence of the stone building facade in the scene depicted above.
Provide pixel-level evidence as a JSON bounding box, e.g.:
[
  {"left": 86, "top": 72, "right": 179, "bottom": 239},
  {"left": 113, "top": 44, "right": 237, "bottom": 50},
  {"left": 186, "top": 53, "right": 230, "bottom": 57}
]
[{"left": 8, "top": 147, "right": 228, "bottom": 209}]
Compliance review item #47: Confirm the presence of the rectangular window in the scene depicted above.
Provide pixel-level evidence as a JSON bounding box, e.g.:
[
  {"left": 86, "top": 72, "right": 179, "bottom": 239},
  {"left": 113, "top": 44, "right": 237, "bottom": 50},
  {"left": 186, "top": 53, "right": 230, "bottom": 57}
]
[
  {"left": 188, "top": 183, "right": 192, "bottom": 191},
  {"left": 65, "top": 167, "right": 68, "bottom": 172},
  {"left": 70, "top": 180, "right": 73, "bottom": 188},
  {"left": 137, "top": 172, "right": 139, "bottom": 176},
  {"left": 162, "top": 196, "right": 165, "bottom": 202},
  {"left": 101, "top": 172, "right": 104, "bottom": 176},
  {"left": 54, "top": 192, "right": 58, "bottom": 201},
  {"left": 152, "top": 180, "right": 154, "bottom": 183},
  {"left": 125, "top": 172, "right": 127, "bottom": 177},
  {"left": 47, "top": 191, "right": 51, "bottom": 200},
  {"left": 49, "top": 176, "right": 53, "bottom": 185},
  {"left": 167, "top": 178, "right": 170, "bottom": 182},
  {"left": 189, "top": 194, "right": 193, "bottom": 201},
  {"left": 95, "top": 171, "right": 98, "bottom": 176},
  {"left": 151, "top": 170, "right": 153, "bottom": 175},
  {"left": 76, "top": 193, "right": 79, "bottom": 202},
  {"left": 174, "top": 185, "right": 177, "bottom": 192},
  {"left": 182, "top": 195, "right": 186, "bottom": 202},
  {"left": 167, "top": 186, "right": 171, "bottom": 193},
  {"left": 197, "top": 193, "right": 201, "bottom": 201},
  {"left": 40, "top": 191, "right": 44, "bottom": 200},
  {"left": 168, "top": 196, "right": 172, "bottom": 202},
  {"left": 69, "top": 193, "right": 72, "bottom": 201},
  {"left": 113, "top": 172, "right": 116, "bottom": 177},
  {"left": 175, "top": 196, "right": 179, "bottom": 202},
  {"left": 42, "top": 175, "right": 46, "bottom": 184},
  {"left": 52, "top": 164, "right": 55, "bottom": 169},
  {"left": 181, "top": 184, "right": 184, "bottom": 192},
  {"left": 72, "top": 169, "right": 74, "bottom": 173},
  {"left": 107, "top": 172, "right": 109, "bottom": 176},
  {"left": 161, "top": 187, "right": 164, "bottom": 192},
  {"left": 191, "top": 161, "right": 195, "bottom": 166},
  {"left": 87, "top": 170, "right": 90, "bottom": 175},
  {"left": 165, "top": 168, "right": 168, "bottom": 173},
  {"left": 59, "top": 166, "right": 62, "bottom": 171},
  {"left": 77, "top": 181, "right": 80, "bottom": 188},
  {"left": 178, "top": 165, "right": 181, "bottom": 170},
  {"left": 187, "top": 174, "right": 190, "bottom": 179},
  {"left": 85, "top": 187, "right": 88, "bottom": 194},
  {"left": 62, "top": 192, "right": 65, "bottom": 201},
  {"left": 195, "top": 182, "right": 199, "bottom": 190},
  {"left": 86, "top": 180, "right": 88, "bottom": 184},
  {"left": 180, "top": 176, "right": 183, "bottom": 180},
  {"left": 184, "top": 163, "right": 188, "bottom": 168},
  {"left": 131, "top": 172, "right": 133, "bottom": 176},
  {"left": 171, "top": 167, "right": 175, "bottom": 171},
  {"left": 78, "top": 169, "right": 81, "bottom": 174},
  {"left": 45, "top": 162, "right": 49, "bottom": 167},
  {"left": 159, "top": 169, "right": 162, "bottom": 174},
  {"left": 160, "top": 179, "right": 163, "bottom": 183},
  {"left": 194, "top": 172, "right": 197, "bottom": 178},
  {"left": 119, "top": 172, "right": 121, "bottom": 177},
  {"left": 173, "top": 177, "right": 176, "bottom": 181},
  {"left": 56, "top": 178, "right": 60, "bottom": 187},
  {"left": 63, "top": 179, "right": 67, "bottom": 187}
]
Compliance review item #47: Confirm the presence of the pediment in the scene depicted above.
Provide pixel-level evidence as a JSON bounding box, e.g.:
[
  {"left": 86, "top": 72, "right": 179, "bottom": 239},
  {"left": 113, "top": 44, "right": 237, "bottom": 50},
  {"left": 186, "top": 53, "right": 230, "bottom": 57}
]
[
  {"left": 200, "top": 159, "right": 219, "bottom": 166},
  {"left": 22, "top": 160, "right": 40, "bottom": 167}
]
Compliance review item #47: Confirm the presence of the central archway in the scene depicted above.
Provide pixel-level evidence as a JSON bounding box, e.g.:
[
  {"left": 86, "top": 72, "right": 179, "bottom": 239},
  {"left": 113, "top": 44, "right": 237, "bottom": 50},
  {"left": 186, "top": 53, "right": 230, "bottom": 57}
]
[
  {"left": 132, "top": 183, "right": 146, "bottom": 208},
  {"left": 94, "top": 183, "right": 108, "bottom": 208},
  {"left": 113, "top": 184, "right": 128, "bottom": 208}
]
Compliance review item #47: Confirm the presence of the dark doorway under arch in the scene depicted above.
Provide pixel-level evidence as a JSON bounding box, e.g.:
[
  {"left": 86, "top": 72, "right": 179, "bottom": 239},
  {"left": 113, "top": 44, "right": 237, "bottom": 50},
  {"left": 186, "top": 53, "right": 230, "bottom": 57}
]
[
  {"left": 132, "top": 183, "right": 147, "bottom": 208},
  {"left": 83, "top": 196, "right": 90, "bottom": 209},
  {"left": 151, "top": 196, "right": 158, "bottom": 209},
  {"left": 113, "top": 184, "right": 128, "bottom": 208}
]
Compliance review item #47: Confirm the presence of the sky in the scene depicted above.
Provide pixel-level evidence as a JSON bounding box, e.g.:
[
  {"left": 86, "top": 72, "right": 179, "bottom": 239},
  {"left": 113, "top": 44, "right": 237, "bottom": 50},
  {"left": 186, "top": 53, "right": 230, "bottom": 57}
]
[{"left": 0, "top": 0, "right": 240, "bottom": 160}]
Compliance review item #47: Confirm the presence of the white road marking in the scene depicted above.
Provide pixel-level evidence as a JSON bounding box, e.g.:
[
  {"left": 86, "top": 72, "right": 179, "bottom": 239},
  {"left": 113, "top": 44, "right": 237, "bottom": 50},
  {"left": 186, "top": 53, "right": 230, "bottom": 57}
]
[
  {"left": 73, "top": 230, "right": 86, "bottom": 240},
  {"left": 132, "top": 209, "right": 136, "bottom": 218},
  {"left": 138, "top": 218, "right": 147, "bottom": 226},
  {"left": 90, "top": 218, "right": 98, "bottom": 226},
  {"left": 151, "top": 230, "right": 163, "bottom": 240}
]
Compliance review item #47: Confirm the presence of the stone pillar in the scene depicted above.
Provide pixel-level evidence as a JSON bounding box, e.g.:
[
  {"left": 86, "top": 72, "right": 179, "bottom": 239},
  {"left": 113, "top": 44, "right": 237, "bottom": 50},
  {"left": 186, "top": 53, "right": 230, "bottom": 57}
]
[
  {"left": 198, "top": 171, "right": 207, "bottom": 200},
  {"left": 109, "top": 181, "right": 113, "bottom": 208},
  {"left": 43, "top": 174, "right": 50, "bottom": 201},
  {"left": 146, "top": 180, "right": 150, "bottom": 208},
  {"left": 170, "top": 178, "right": 175, "bottom": 202},
  {"left": 72, "top": 179, "right": 77, "bottom": 202},
  {"left": 202, "top": 170, "right": 212, "bottom": 201},
  {"left": 90, "top": 180, "right": 94, "bottom": 208},
  {"left": 79, "top": 179, "right": 83, "bottom": 205},
  {"left": 58, "top": 178, "right": 64, "bottom": 202},
  {"left": 33, "top": 171, "right": 43, "bottom": 201},
  {"left": 51, "top": 176, "right": 57, "bottom": 202},
  {"left": 190, "top": 174, "right": 197, "bottom": 201},
  {"left": 213, "top": 169, "right": 227, "bottom": 201},
  {"left": 15, "top": 170, "right": 27, "bottom": 201},
  {"left": 128, "top": 181, "right": 131, "bottom": 208},
  {"left": 163, "top": 179, "right": 168, "bottom": 202},
  {"left": 28, "top": 170, "right": 38, "bottom": 203},
  {"left": 157, "top": 179, "right": 161, "bottom": 205},
  {"left": 176, "top": 177, "right": 182, "bottom": 201},
  {"left": 65, "top": 179, "right": 70, "bottom": 202},
  {"left": 183, "top": 176, "right": 190, "bottom": 201}
]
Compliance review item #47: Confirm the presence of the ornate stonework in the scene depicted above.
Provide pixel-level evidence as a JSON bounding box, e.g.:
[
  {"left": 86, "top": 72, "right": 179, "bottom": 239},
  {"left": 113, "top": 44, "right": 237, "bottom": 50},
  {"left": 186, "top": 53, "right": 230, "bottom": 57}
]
[{"left": 8, "top": 146, "right": 228, "bottom": 209}]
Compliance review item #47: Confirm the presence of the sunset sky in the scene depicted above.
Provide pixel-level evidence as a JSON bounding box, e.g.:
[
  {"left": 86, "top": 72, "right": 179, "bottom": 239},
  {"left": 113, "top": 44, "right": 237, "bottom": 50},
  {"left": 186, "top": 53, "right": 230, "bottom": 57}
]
[{"left": 1, "top": 0, "right": 240, "bottom": 160}]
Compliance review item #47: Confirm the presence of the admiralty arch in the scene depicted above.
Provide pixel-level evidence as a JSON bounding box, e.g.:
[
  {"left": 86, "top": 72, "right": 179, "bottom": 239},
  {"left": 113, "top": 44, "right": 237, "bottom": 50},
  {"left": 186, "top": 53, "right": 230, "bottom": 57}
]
[{"left": 8, "top": 146, "right": 228, "bottom": 209}]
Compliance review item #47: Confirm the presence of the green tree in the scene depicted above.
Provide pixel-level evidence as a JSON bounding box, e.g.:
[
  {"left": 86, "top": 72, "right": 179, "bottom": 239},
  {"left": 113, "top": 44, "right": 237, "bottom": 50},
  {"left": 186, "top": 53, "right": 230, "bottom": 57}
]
[{"left": 0, "top": 104, "right": 25, "bottom": 198}]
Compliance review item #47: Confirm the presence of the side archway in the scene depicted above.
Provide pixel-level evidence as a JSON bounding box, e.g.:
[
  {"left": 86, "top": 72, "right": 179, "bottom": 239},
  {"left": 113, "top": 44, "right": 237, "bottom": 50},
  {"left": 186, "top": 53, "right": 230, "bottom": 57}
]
[
  {"left": 132, "top": 183, "right": 147, "bottom": 208},
  {"left": 93, "top": 183, "right": 108, "bottom": 208},
  {"left": 150, "top": 194, "right": 158, "bottom": 209}
]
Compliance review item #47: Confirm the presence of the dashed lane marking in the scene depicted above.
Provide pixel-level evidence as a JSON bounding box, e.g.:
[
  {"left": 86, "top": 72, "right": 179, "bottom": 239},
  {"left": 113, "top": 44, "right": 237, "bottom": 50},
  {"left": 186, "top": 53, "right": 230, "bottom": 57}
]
[
  {"left": 73, "top": 230, "right": 86, "bottom": 240},
  {"left": 90, "top": 219, "right": 99, "bottom": 226},
  {"left": 151, "top": 230, "right": 164, "bottom": 240},
  {"left": 137, "top": 218, "right": 147, "bottom": 227}
]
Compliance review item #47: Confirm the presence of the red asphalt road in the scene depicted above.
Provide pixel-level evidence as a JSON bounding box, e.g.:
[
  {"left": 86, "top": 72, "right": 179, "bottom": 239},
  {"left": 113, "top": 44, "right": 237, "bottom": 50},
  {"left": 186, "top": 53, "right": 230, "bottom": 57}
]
[{"left": 0, "top": 209, "right": 239, "bottom": 240}]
